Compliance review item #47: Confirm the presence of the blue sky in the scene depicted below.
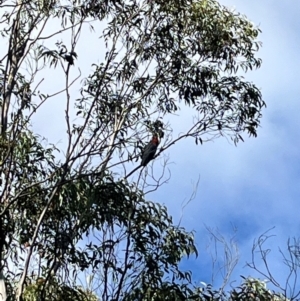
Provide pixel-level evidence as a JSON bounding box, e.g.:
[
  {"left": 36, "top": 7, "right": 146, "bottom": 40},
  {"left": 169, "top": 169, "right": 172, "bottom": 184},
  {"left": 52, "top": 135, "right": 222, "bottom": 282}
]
[
  {"left": 148, "top": 0, "right": 300, "bottom": 293},
  {"left": 25, "top": 0, "right": 300, "bottom": 296}
]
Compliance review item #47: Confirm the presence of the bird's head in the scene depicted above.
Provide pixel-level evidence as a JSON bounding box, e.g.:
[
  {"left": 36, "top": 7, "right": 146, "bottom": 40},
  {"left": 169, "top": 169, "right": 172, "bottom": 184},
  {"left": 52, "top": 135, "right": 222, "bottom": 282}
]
[{"left": 152, "top": 135, "right": 159, "bottom": 145}]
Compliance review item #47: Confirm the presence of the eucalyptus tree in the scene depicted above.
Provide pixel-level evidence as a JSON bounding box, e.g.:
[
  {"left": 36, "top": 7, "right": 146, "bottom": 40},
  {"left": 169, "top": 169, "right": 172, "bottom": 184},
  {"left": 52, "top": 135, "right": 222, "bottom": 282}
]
[{"left": 0, "top": 0, "right": 264, "bottom": 299}]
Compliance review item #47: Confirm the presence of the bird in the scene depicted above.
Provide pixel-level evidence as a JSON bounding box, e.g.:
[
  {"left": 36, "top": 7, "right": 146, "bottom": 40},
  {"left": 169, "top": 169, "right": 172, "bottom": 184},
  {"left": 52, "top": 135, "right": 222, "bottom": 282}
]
[{"left": 141, "top": 135, "right": 159, "bottom": 166}]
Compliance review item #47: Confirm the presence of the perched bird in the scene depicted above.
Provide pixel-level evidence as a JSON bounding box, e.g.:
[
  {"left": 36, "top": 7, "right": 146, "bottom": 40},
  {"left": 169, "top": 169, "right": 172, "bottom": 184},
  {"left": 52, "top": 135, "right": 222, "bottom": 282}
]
[
  {"left": 141, "top": 135, "right": 159, "bottom": 166},
  {"left": 125, "top": 135, "right": 160, "bottom": 178}
]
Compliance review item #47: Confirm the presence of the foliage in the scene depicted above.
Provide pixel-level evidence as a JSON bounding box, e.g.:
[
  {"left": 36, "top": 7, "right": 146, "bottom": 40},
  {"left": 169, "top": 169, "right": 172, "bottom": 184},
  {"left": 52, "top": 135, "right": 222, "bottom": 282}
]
[
  {"left": 229, "top": 278, "right": 288, "bottom": 301},
  {"left": 22, "top": 279, "right": 98, "bottom": 301},
  {"left": 0, "top": 0, "right": 265, "bottom": 300}
]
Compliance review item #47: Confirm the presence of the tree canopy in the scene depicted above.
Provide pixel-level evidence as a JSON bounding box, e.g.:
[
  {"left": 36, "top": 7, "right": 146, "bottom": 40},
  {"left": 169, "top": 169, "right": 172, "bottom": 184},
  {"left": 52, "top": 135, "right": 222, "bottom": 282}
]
[{"left": 0, "top": 0, "right": 266, "bottom": 300}]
